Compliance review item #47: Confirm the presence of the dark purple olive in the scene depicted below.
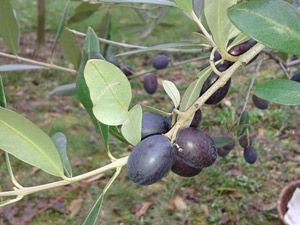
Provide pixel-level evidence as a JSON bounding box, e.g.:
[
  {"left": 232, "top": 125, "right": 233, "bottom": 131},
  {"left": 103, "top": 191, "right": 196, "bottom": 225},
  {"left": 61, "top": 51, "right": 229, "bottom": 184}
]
[
  {"left": 229, "top": 39, "right": 257, "bottom": 56},
  {"left": 127, "top": 135, "right": 177, "bottom": 185},
  {"left": 291, "top": 71, "right": 300, "bottom": 83},
  {"left": 239, "top": 135, "right": 252, "bottom": 148},
  {"left": 171, "top": 159, "right": 202, "bottom": 177},
  {"left": 152, "top": 54, "right": 169, "bottom": 70},
  {"left": 200, "top": 63, "right": 232, "bottom": 105},
  {"left": 121, "top": 65, "right": 133, "bottom": 76},
  {"left": 143, "top": 74, "right": 158, "bottom": 95},
  {"left": 214, "top": 51, "right": 222, "bottom": 61},
  {"left": 190, "top": 109, "right": 202, "bottom": 128},
  {"left": 217, "top": 139, "right": 235, "bottom": 157},
  {"left": 252, "top": 95, "right": 269, "bottom": 110},
  {"left": 243, "top": 147, "right": 257, "bottom": 164},
  {"left": 176, "top": 128, "right": 217, "bottom": 168},
  {"left": 141, "top": 113, "right": 170, "bottom": 139}
]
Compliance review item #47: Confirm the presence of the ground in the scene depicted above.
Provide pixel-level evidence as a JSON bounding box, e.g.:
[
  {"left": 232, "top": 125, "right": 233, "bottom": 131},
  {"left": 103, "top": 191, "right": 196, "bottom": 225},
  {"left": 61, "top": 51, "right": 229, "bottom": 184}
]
[{"left": 0, "top": 1, "right": 300, "bottom": 225}]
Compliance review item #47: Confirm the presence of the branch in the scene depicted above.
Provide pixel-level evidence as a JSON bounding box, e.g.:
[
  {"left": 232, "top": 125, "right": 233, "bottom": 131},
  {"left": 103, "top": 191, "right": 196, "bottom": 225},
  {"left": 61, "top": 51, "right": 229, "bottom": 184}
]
[
  {"left": 241, "top": 58, "right": 264, "bottom": 112},
  {"left": 69, "top": 29, "right": 204, "bottom": 53},
  {"left": 0, "top": 52, "right": 77, "bottom": 74},
  {"left": 129, "top": 56, "right": 209, "bottom": 79},
  {"left": 0, "top": 156, "right": 128, "bottom": 198},
  {"left": 165, "top": 43, "right": 265, "bottom": 140}
]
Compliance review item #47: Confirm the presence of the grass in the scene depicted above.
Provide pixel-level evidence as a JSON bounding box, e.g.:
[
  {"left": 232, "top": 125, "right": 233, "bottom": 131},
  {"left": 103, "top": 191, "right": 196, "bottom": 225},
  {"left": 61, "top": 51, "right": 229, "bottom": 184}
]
[{"left": 1, "top": 1, "right": 300, "bottom": 225}]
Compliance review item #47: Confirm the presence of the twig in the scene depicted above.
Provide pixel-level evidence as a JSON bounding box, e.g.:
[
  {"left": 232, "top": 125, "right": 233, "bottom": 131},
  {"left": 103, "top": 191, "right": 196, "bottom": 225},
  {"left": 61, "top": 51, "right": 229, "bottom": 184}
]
[
  {"left": 242, "top": 58, "right": 264, "bottom": 112},
  {"left": 0, "top": 156, "right": 128, "bottom": 197},
  {"left": 129, "top": 55, "right": 209, "bottom": 79},
  {"left": 5, "top": 153, "right": 23, "bottom": 189},
  {"left": 287, "top": 59, "right": 300, "bottom": 67},
  {"left": 0, "top": 52, "right": 77, "bottom": 74},
  {"left": 69, "top": 29, "right": 203, "bottom": 53},
  {"left": 191, "top": 12, "right": 215, "bottom": 48}
]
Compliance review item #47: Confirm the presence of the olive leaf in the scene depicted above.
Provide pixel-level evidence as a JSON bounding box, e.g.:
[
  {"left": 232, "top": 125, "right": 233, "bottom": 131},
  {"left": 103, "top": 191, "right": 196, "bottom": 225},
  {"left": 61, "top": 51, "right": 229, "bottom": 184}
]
[
  {"left": 121, "top": 104, "right": 142, "bottom": 146},
  {"left": 162, "top": 80, "right": 181, "bottom": 108},
  {"left": 0, "top": 108, "right": 64, "bottom": 177},
  {"left": 84, "top": 59, "right": 132, "bottom": 126}
]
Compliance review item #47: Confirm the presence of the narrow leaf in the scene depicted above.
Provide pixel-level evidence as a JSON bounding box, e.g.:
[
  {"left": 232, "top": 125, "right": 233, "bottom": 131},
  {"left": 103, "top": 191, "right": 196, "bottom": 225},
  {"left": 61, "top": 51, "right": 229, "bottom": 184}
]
[
  {"left": 52, "top": 132, "right": 72, "bottom": 177},
  {"left": 142, "top": 105, "right": 170, "bottom": 117},
  {"left": 162, "top": 80, "right": 181, "bottom": 108},
  {"left": 87, "top": 0, "right": 176, "bottom": 6},
  {"left": 180, "top": 66, "right": 211, "bottom": 111},
  {"left": 174, "top": 0, "right": 194, "bottom": 17},
  {"left": 60, "top": 29, "right": 81, "bottom": 69},
  {"left": 49, "top": 83, "right": 76, "bottom": 96},
  {"left": 82, "top": 168, "right": 121, "bottom": 225},
  {"left": 68, "top": 2, "right": 100, "bottom": 24},
  {"left": 0, "top": 76, "right": 7, "bottom": 108},
  {"left": 204, "top": 0, "right": 237, "bottom": 52},
  {"left": 84, "top": 59, "right": 132, "bottom": 126},
  {"left": 116, "top": 42, "right": 201, "bottom": 57},
  {"left": 51, "top": 0, "right": 71, "bottom": 55},
  {"left": 0, "top": 0, "right": 19, "bottom": 54},
  {"left": 0, "top": 108, "right": 64, "bottom": 177},
  {"left": 0, "top": 64, "right": 44, "bottom": 72},
  {"left": 121, "top": 104, "right": 142, "bottom": 146},
  {"left": 228, "top": 0, "right": 300, "bottom": 55},
  {"left": 212, "top": 136, "right": 235, "bottom": 148},
  {"left": 254, "top": 79, "right": 300, "bottom": 105}
]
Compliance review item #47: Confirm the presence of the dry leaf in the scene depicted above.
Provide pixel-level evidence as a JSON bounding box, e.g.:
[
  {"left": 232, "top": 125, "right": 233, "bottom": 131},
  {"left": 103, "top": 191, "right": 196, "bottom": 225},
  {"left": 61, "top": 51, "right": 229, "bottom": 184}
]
[
  {"left": 173, "top": 195, "right": 187, "bottom": 211},
  {"left": 68, "top": 195, "right": 83, "bottom": 218},
  {"left": 132, "top": 201, "right": 153, "bottom": 218}
]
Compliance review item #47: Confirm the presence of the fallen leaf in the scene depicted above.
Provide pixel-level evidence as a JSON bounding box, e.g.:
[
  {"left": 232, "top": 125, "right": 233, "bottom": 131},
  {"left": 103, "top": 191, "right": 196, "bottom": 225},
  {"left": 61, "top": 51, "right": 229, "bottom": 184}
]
[
  {"left": 172, "top": 195, "right": 187, "bottom": 211},
  {"left": 132, "top": 201, "right": 153, "bottom": 218},
  {"left": 68, "top": 195, "right": 83, "bottom": 218}
]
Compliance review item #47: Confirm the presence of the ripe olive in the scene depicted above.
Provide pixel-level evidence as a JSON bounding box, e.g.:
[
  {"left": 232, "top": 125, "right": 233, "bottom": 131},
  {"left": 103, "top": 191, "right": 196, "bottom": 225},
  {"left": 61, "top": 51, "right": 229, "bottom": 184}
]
[
  {"left": 143, "top": 74, "right": 158, "bottom": 95},
  {"left": 127, "top": 135, "right": 177, "bottom": 185},
  {"left": 176, "top": 128, "right": 217, "bottom": 168}
]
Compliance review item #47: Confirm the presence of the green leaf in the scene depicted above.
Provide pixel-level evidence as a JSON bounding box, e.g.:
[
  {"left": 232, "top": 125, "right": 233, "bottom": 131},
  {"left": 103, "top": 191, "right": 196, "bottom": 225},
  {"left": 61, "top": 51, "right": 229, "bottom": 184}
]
[
  {"left": 162, "top": 80, "right": 181, "bottom": 108},
  {"left": 142, "top": 105, "right": 170, "bottom": 117},
  {"left": 52, "top": 132, "right": 72, "bottom": 178},
  {"left": 60, "top": 29, "right": 81, "bottom": 69},
  {"left": 0, "top": 0, "right": 19, "bottom": 54},
  {"left": 0, "top": 64, "right": 44, "bottom": 72},
  {"left": 237, "top": 111, "right": 249, "bottom": 136},
  {"left": 109, "top": 126, "right": 129, "bottom": 144},
  {"left": 84, "top": 59, "right": 132, "bottom": 126},
  {"left": 116, "top": 42, "right": 201, "bottom": 57},
  {"left": 193, "top": 0, "right": 203, "bottom": 18},
  {"left": 227, "top": 33, "right": 249, "bottom": 50},
  {"left": 51, "top": 0, "right": 71, "bottom": 56},
  {"left": 121, "top": 104, "right": 142, "bottom": 146},
  {"left": 191, "top": 32, "right": 211, "bottom": 46},
  {"left": 86, "top": 0, "right": 176, "bottom": 6},
  {"left": 82, "top": 168, "right": 121, "bottom": 225},
  {"left": 0, "top": 107, "right": 64, "bottom": 177},
  {"left": 49, "top": 83, "right": 76, "bottom": 96},
  {"left": 179, "top": 66, "right": 211, "bottom": 111},
  {"left": 68, "top": 2, "right": 100, "bottom": 24},
  {"left": 0, "top": 76, "right": 7, "bottom": 108},
  {"left": 254, "top": 79, "right": 300, "bottom": 105},
  {"left": 228, "top": 0, "right": 300, "bottom": 55},
  {"left": 76, "top": 27, "right": 110, "bottom": 152},
  {"left": 204, "top": 0, "right": 237, "bottom": 52},
  {"left": 212, "top": 136, "right": 235, "bottom": 148},
  {"left": 174, "top": 0, "right": 194, "bottom": 17}
]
